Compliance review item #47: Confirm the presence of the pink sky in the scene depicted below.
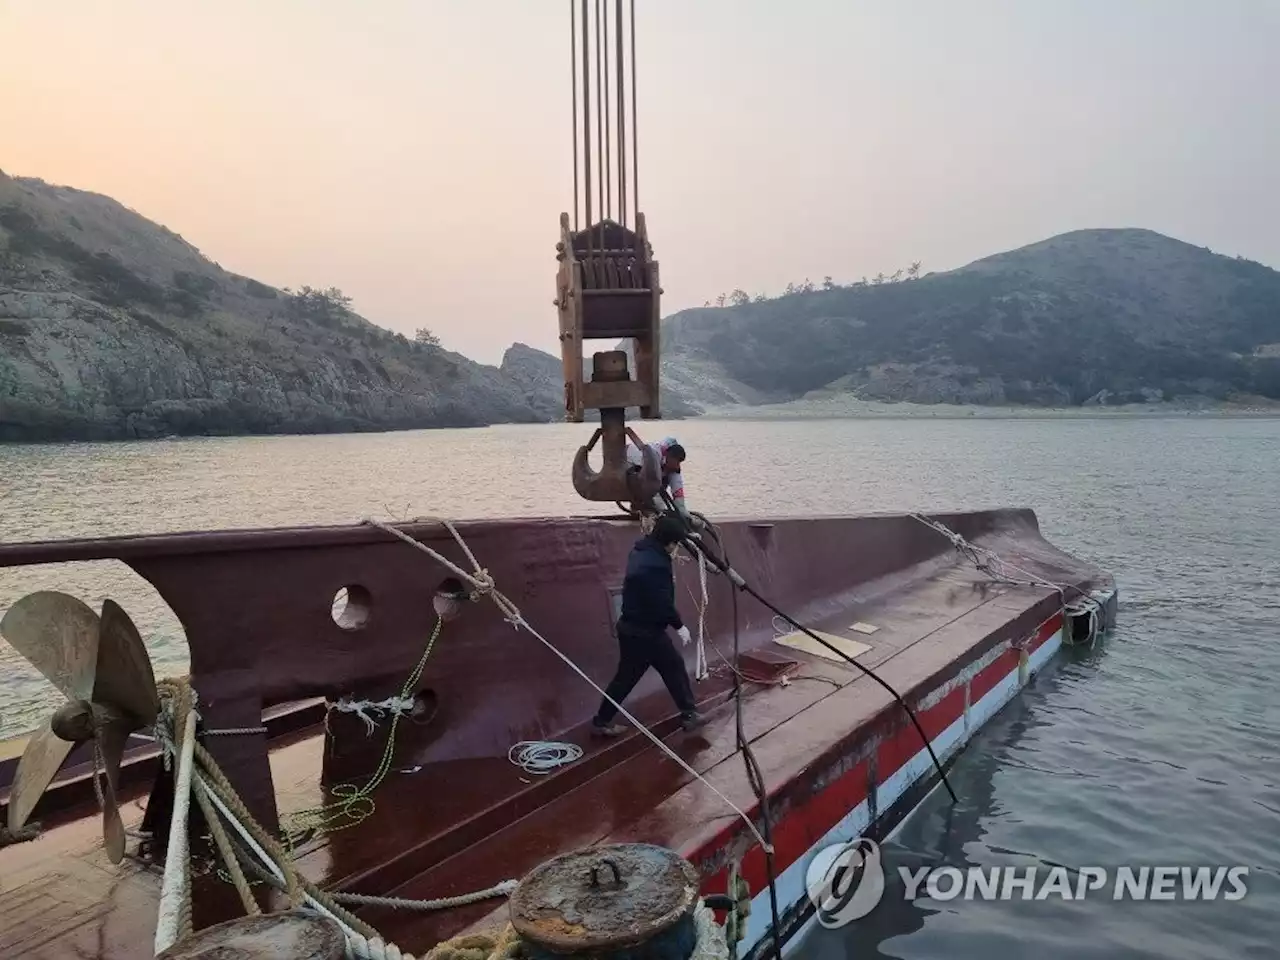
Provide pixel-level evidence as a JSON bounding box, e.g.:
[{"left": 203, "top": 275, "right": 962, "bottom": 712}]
[{"left": 3, "top": 0, "right": 1277, "bottom": 364}]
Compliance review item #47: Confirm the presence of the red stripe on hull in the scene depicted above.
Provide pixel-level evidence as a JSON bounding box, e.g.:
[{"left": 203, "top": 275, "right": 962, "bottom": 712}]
[
  {"left": 1029, "top": 612, "right": 1065, "bottom": 653},
  {"left": 875, "top": 686, "right": 965, "bottom": 785},
  {"left": 969, "top": 648, "right": 1020, "bottom": 705},
  {"left": 694, "top": 620, "right": 1065, "bottom": 905}
]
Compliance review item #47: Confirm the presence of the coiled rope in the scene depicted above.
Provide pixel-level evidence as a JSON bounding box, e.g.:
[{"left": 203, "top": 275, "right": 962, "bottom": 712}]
[{"left": 507, "top": 741, "right": 583, "bottom": 776}]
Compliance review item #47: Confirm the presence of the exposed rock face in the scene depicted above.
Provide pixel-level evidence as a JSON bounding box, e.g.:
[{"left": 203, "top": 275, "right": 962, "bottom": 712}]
[
  {"left": 0, "top": 172, "right": 559, "bottom": 441},
  {"left": 658, "top": 229, "right": 1280, "bottom": 408}
]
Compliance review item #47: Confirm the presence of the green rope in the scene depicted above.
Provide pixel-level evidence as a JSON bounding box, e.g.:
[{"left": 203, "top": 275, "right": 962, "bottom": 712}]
[{"left": 283, "top": 617, "right": 443, "bottom": 847}]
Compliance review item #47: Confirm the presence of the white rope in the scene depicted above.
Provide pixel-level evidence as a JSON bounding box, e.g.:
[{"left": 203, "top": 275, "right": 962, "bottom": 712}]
[
  {"left": 147, "top": 686, "right": 516, "bottom": 960},
  {"left": 909, "top": 513, "right": 1108, "bottom": 645},
  {"left": 190, "top": 772, "right": 424, "bottom": 960},
  {"left": 154, "top": 702, "right": 198, "bottom": 956},
  {"left": 329, "top": 696, "right": 416, "bottom": 735},
  {"left": 361, "top": 516, "right": 773, "bottom": 854},
  {"left": 331, "top": 879, "right": 519, "bottom": 911},
  {"left": 366, "top": 517, "right": 519, "bottom": 624},
  {"left": 676, "top": 544, "right": 709, "bottom": 680},
  {"left": 508, "top": 741, "right": 584, "bottom": 775}
]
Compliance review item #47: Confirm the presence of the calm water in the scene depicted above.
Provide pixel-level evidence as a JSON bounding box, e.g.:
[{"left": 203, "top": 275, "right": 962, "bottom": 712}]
[{"left": 1, "top": 417, "right": 1278, "bottom": 958}]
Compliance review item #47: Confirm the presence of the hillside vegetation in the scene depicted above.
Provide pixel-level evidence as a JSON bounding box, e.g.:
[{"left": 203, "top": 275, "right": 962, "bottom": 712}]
[
  {"left": 4, "top": 168, "right": 1277, "bottom": 444},
  {"left": 660, "top": 229, "right": 1280, "bottom": 407},
  {"left": 0, "top": 171, "right": 560, "bottom": 441}
]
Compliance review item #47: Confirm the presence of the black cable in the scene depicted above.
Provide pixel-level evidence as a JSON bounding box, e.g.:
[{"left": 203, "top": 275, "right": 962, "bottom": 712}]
[
  {"left": 708, "top": 517, "right": 780, "bottom": 960},
  {"left": 670, "top": 507, "right": 959, "bottom": 806}
]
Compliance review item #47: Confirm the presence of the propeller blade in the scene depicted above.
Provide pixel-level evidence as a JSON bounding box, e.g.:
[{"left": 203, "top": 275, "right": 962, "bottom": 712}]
[
  {"left": 96, "top": 722, "right": 129, "bottom": 863},
  {"left": 1, "top": 591, "right": 100, "bottom": 700},
  {"left": 7, "top": 720, "right": 76, "bottom": 833},
  {"left": 95, "top": 599, "right": 160, "bottom": 725},
  {"left": 99, "top": 762, "right": 127, "bottom": 864}
]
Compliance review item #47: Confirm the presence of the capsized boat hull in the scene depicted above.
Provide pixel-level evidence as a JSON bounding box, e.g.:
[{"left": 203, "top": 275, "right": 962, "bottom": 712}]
[{"left": 0, "top": 509, "right": 1116, "bottom": 958}]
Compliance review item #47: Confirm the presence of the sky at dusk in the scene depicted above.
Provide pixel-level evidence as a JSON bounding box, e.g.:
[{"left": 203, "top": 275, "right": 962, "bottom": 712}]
[{"left": 3, "top": 0, "right": 1278, "bottom": 364}]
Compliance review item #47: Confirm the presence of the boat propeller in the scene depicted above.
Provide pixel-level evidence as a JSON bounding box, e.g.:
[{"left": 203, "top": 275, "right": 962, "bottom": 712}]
[{"left": 1, "top": 590, "right": 161, "bottom": 863}]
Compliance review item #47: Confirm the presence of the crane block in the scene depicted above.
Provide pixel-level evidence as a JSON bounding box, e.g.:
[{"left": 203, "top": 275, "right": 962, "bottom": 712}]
[{"left": 555, "top": 213, "right": 661, "bottom": 423}]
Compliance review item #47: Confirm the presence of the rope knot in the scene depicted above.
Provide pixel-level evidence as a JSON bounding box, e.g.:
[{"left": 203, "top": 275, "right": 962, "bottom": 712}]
[{"left": 468, "top": 569, "right": 496, "bottom": 600}]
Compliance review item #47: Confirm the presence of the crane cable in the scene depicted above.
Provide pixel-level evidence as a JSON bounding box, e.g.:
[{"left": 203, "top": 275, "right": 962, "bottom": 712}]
[{"left": 570, "top": 0, "right": 638, "bottom": 232}]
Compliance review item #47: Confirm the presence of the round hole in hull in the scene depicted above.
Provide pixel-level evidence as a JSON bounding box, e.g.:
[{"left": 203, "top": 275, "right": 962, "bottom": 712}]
[
  {"left": 411, "top": 688, "right": 439, "bottom": 726},
  {"left": 331, "top": 585, "right": 372, "bottom": 631},
  {"left": 433, "top": 576, "right": 467, "bottom": 621}
]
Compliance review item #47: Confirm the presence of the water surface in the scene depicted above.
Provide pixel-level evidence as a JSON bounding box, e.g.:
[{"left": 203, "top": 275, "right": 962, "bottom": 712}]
[{"left": 1, "top": 416, "right": 1276, "bottom": 958}]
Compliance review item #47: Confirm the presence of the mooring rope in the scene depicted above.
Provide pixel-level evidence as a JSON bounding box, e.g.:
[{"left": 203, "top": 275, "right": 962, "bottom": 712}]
[
  {"left": 361, "top": 516, "right": 772, "bottom": 854},
  {"left": 147, "top": 678, "right": 519, "bottom": 960},
  {"left": 331, "top": 881, "right": 520, "bottom": 912},
  {"left": 908, "top": 513, "right": 1108, "bottom": 645},
  {"left": 149, "top": 681, "right": 728, "bottom": 960},
  {"left": 154, "top": 683, "right": 199, "bottom": 955},
  {"left": 142, "top": 512, "right": 743, "bottom": 959}
]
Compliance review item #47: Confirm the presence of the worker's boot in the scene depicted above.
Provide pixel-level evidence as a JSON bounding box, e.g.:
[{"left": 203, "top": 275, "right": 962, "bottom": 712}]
[
  {"left": 591, "top": 718, "right": 627, "bottom": 737},
  {"left": 680, "top": 710, "right": 707, "bottom": 732}
]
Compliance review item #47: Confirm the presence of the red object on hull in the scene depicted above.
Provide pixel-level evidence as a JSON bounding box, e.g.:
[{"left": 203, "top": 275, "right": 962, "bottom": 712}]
[{"left": 0, "top": 509, "right": 1115, "bottom": 959}]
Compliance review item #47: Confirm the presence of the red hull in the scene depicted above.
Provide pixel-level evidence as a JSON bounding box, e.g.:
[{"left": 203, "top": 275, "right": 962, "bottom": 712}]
[{"left": 0, "top": 509, "right": 1115, "bottom": 958}]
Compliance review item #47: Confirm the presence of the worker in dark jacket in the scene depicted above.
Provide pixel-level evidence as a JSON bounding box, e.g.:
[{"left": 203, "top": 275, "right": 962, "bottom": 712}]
[{"left": 592, "top": 514, "right": 706, "bottom": 736}]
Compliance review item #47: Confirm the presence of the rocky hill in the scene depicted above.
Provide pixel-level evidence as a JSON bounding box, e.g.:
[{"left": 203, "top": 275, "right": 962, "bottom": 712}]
[
  {"left": 0, "top": 171, "right": 564, "bottom": 441},
  {"left": 6, "top": 170, "right": 1277, "bottom": 443},
  {"left": 659, "top": 229, "right": 1280, "bottom": 407}
]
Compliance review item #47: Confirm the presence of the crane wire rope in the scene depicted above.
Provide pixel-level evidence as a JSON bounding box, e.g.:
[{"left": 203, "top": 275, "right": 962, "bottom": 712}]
[
  {"left": 629, "top": 0, "right": 638, "bottom": 224},
  {"left": 570, "top": 1, "right": 579, "bottom": 230},
  {"left": 595, "top": 0, "right": 604, "bottom": 227},
  {"left": 615, "top": 0, "right": 627, "bottom": 227},
  {"left": 571, "top": 0, "right": 637, "bottom": 233},
  {"left": 602, "top": 0, "right": 611, "bottom": 221}
]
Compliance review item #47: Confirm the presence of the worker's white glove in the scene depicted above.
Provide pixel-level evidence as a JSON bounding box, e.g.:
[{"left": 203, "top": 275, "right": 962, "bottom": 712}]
[{"left": 677, "top": 626, "right": 692, "bottom": 646}]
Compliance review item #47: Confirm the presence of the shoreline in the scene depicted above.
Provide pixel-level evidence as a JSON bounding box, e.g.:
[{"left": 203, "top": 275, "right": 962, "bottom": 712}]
[
  {"left": 2, "top": 400, "right": 1279, "bottom": 447},
  {"left": 695, "top": 396, "right": 1280, "bottom": 421}
]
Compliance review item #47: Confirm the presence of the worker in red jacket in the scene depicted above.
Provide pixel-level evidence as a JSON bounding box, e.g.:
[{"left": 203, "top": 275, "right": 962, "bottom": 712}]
[{"left": 626, "top": 435, "right": 690, "bottom": 519}]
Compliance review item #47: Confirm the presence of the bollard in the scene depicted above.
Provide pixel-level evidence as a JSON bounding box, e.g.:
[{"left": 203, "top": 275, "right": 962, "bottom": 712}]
[
  {"left": 509, "top": 843, "right": 703, "bottom": 960},
  {"left": 157, "top": 911, "right": 346, "bottom": 959}
]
